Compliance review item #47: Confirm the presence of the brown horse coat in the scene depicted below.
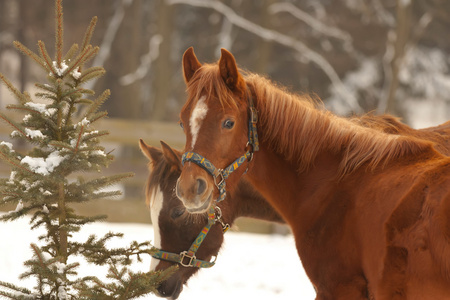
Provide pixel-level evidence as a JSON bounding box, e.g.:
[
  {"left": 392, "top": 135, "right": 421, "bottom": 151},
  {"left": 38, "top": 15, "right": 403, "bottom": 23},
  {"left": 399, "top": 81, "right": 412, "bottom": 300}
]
[{"left": 176, "top": 47, "right": 450, "bottom": 299}]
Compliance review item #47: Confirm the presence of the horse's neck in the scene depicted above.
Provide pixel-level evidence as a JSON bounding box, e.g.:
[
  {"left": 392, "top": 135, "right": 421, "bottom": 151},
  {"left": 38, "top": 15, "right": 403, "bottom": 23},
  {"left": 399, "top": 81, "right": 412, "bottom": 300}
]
[
  {"left": 246, "top": 145, "right": 342, "bottom": 223},
  {"left": 221, "top": 179, "right": 284, "bottom": 225}
]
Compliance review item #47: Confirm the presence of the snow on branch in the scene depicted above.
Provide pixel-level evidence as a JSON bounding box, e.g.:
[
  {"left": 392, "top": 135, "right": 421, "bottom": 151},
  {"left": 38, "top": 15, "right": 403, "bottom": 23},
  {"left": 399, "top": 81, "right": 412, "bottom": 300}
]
[
  {"left": 268, "top": 2, "right": 352, "bottom": 44},
  {"left": 119, "top": 35, "right": 163, "bottom": 86},
  {"left": 166, "top": 0, "right": 362, "bottom": 112}
]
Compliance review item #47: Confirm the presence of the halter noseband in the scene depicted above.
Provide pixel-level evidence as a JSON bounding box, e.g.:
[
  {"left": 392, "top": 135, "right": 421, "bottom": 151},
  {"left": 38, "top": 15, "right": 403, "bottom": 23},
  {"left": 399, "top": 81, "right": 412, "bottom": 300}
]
[
  {"left": 181, "top": 87, "right": 259, "bottom": 202},
  {"left": 151, "top": 88, "right": 258, "bottom": 269},
  {"left": 151, "top": 205, "right": 229, "bottom": 268}
]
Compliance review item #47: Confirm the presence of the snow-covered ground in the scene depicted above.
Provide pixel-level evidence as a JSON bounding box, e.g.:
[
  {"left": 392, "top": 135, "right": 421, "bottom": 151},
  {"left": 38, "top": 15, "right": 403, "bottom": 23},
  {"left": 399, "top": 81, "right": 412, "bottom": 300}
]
[{"left": 0, "top": 214, "right": 316, "bottom": 299}]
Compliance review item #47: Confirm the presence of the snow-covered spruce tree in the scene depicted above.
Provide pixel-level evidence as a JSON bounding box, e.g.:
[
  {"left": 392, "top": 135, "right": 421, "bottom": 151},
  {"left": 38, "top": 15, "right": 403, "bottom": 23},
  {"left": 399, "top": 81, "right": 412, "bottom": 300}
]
[{"left": 0, "top": 1, "right": 174, "bottom": 299}]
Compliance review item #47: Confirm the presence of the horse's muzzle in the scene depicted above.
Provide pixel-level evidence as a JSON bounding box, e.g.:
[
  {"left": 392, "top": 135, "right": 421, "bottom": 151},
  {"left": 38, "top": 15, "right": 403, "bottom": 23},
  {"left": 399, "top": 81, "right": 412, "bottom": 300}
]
[
  {"left": 176, "top": 172, "right": 213, "bottom": 213},
  {"left": 156, "top": 274, "right": 183, "bottom": 299}
]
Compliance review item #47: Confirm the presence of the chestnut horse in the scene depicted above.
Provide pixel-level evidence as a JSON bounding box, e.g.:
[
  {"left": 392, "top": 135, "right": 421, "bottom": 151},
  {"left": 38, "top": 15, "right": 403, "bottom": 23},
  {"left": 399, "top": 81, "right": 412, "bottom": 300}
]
[
  {"left": 175, "top": 47, "right": 450, "bottom": 299},
  {"left": 140, "top": 119, "right": 449, "bottom": 299},
  {"left": 139, "top": 139, "right": 284, "bottom": 299},
  {"left": 140, "top": 123, "right": 449, "bottom": 299}
]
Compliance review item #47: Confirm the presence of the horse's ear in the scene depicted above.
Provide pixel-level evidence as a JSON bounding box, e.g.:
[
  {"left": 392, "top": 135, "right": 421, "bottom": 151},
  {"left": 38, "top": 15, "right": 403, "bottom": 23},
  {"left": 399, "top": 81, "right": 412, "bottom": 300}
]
[
  {"left": 219, "top": 48, "right": 243, "bottom": 91},
  {"left": 160, "top": 140, "right": 182, "bottom": 172},
  {"left": 139, "top": 139, "right": 162, "bottom": 164},
  {"left": 182, "top": 47, "right": 202, "bottom": 84}
]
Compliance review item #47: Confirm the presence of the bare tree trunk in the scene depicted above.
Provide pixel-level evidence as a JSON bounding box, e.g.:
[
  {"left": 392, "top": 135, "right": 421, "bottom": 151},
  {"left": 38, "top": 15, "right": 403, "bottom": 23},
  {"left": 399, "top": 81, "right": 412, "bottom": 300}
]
[
  {"left": 379, "top": 0, "right": 411, "bottom": 115},
  {"left": 255, "top": 0, "right": 274, "bottom": 74},
  {"left": 18, "top": 0, "right": 28, "bottom": 94},
  {"left": 101, "top": 0, "right": 143, "bottom": 119},
  {"left": 150, "top": 0, "right": 174, "bottom": 121}
]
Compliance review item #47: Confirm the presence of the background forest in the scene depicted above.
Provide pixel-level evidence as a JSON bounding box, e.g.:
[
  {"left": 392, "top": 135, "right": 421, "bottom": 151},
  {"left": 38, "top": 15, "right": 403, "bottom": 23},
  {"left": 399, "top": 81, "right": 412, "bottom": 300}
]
[
  {"left": 1, "top": 0, "right": 449, "bottom": 126},
  {"left": 0, "top": 0, "right": 449, "bottom": 225}
]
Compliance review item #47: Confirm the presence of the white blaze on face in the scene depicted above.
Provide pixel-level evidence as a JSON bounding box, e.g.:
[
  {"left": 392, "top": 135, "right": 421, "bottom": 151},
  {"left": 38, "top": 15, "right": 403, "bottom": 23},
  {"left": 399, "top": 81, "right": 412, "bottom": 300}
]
[
  {"left": 189, "top": 96, "right": 208, "bottom": 149},
  {"left": 150, "top": 185, "right": 164, "bottom": 271}
]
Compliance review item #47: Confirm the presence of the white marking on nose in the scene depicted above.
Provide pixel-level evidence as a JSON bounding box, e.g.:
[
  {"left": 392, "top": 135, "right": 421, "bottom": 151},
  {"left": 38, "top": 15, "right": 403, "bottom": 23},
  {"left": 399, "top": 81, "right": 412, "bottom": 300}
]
[
  {"left": 150, "top": 185, "right": 164, "bottom": 271},
  {"left": 189, "top": 96, "right": 208, "bottom": 149}
]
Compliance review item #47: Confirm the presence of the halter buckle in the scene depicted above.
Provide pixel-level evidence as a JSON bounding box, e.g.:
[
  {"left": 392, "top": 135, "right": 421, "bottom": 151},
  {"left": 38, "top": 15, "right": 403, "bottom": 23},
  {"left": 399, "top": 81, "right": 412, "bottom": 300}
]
[
  {"left": 214, "top": 169, "right": 225, "bottom": 189},
  {"left": 250, "top": 106, "right": 258, "bottom": 124},
  {"left": 215, "top": 206, "right": 231, "bottom": 233},
  {"left": 179, "top": 251, "right": 196, "bottom": 267}
]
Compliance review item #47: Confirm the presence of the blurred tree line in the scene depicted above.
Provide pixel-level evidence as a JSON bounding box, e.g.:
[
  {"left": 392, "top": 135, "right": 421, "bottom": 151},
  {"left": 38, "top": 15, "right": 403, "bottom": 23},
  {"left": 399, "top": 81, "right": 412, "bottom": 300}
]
[{"left": 1, "top": 0, "right": 449, "bottom": 126}]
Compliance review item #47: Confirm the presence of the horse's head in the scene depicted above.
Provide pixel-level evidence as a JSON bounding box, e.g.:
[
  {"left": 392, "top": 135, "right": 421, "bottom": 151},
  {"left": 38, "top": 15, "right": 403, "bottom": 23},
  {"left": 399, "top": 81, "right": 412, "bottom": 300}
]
[
  {"left": 140, "top": 139, "right": 224, "bottom": 299},
  {"left": 176, "top": 47, "right": 255, "bottom": 213}
]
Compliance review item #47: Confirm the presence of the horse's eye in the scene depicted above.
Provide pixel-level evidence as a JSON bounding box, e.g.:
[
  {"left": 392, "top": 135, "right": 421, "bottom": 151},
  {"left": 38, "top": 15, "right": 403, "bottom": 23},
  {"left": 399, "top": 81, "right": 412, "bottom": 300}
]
[
  {"left": 179, "top": 122, "right": 184, "bottom": 130},
  {"left": 171, "top": 207, "right": 185, "bottom": 219},
  {"left": 222, "top": 119, "right": 235, "bottom": 129}
]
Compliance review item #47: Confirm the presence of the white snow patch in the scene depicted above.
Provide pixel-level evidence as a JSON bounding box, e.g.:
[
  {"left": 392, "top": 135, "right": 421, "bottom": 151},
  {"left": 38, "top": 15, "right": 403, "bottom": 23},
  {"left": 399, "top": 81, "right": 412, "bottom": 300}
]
[
  {"left": 7, "top": 171, "right": 17, "bottom": 184},
  {"left": 25, "top": 102, "right": 47, "bottom": 113},
  {"left": 0, "top": 214, "right": 316, "bottom": 299},
  {"left": 46, "top": 108, "right": 57, "bottom": 116},
  {"left": 23, "top": 114, "right": 32, "bottom": 122},
  {"left": 42, "top": 205, "right": 49, "bottom": 214},
  {"left": 71, "top": 68, "right": 82, "bottom": 79},
  {"left": 14, "top": 200, "right": 23, "bottom": 212},
  {"left": 54, "top": 262, "right": 65, "bottom": 274},
  {"left": 80, "top": 118, "right": 90, "bottom": 126},
  {"left": 58, "top": 285, "right": 67, "bottom": 300},
  {"left": 25, "top": 128, "right": 45, "bottom": 139},
  {"left": 91, "top": 150, "right": 106, "bottom": 157},
  {"left": 21, "top": 151, "right": 65, "bottom": 175},
  {"left": 53, "top": 61, "right": 69, "bottom": 76},
  {"left": 1, "top": 141, "right": 14, "bottom": 150},
  {"left": 11, "top": 130, "right": 21, "bottom": 138}
]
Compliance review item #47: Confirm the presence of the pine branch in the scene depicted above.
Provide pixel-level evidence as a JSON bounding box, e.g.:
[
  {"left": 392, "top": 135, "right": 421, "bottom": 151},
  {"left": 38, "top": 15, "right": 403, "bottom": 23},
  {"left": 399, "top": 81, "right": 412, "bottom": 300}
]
[
  {"left": 63, "top": 45, "right": 99, "bottom": 78},
  {"left": 37, "top": 41, "right": 57, "bottom": 76},
  {"left": 0, "top": 281, "right": 34, "bottom": 300},
  {"left": 63, "top": 43, "right": 79, "bottom": 62},
  {"left": 84, "top": 89, "right": 110, "bottom": 118},
  {"left": 0, "top": 73, "right": 29, "bottom": 105},
  {"left": 0, "top": 150, "right": 34, "bottom": 175},
  {"left": 78, "top": 66, "right": 106, "bottom": 84},
  {"left": 81, "top": 17, "right": 98, "bottom": 51},
  {"left": 55, "top": 0, "right": 64, "bottom": 67},
  {"left": 12, "top": 41, "right": 49, "bottom": 73}
]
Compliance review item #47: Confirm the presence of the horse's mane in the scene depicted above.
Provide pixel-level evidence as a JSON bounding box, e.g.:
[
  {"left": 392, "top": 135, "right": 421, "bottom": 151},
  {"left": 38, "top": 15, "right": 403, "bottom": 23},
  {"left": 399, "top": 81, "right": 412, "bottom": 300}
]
[
  {"left": 145, "top": 155, "right": 172, "bottom": 207},
  {"left": 244, "top": 73, "right": 436, "bottom": 176},
  {"left": 183, "top": 63, "right": 436, "bottom": 177}
]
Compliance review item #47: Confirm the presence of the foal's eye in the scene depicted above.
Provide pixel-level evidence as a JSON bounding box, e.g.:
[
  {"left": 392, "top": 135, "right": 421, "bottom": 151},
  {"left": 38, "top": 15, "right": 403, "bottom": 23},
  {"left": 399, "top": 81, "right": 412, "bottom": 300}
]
[
  {"left": 222, "top": 119, "right": 235, "bottom": 129},
  {"left": 171, "top": 207, "right": 185, "bottom": 220}
]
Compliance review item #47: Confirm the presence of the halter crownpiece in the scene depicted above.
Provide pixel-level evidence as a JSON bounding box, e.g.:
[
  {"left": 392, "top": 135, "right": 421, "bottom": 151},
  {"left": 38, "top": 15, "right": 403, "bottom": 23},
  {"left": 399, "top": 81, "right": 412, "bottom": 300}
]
[{"left": 182, "top": 87, "right": 259, "bottom": 202}]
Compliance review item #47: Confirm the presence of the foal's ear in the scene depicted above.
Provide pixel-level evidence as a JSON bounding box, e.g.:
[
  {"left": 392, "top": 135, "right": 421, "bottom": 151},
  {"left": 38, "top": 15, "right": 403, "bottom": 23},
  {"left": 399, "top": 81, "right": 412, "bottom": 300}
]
[
  {"left": 139, "top": 139, "right": 162, "bottom": 164},
  {"left": 182, "top": 47, "right": 202, "bottom": 84},
  {"left": 160, "top": 140, "right": 182, "bottom": 172},
  {"left": 219, "top": 48, "right": 243, "bottom": 91}
]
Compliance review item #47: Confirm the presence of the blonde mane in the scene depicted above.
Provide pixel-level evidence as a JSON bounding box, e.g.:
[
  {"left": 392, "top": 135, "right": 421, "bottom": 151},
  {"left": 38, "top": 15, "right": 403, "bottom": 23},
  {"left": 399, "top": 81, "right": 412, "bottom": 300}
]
[{"left": 244, "top": 73, "right": 435, "bottom": 176}]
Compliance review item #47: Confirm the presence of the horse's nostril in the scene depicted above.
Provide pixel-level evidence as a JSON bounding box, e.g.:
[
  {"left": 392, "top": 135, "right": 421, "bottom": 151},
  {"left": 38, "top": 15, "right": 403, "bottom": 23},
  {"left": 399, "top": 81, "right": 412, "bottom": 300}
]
[{"left": 196, "top": 178, "right": 207, "bottom": 195}]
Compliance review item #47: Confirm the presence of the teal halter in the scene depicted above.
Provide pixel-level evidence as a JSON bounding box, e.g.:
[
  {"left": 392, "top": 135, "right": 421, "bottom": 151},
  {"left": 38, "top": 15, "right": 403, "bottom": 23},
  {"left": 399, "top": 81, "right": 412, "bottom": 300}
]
[
  {"left": 181, "top": 88, "right": 259, "bottom": 202},
  {"left": 151, "top": 205, "right": 229, "bottom": 268},
  {"left": 151, "top": 88, "right": 258, "bottom": 269}
]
